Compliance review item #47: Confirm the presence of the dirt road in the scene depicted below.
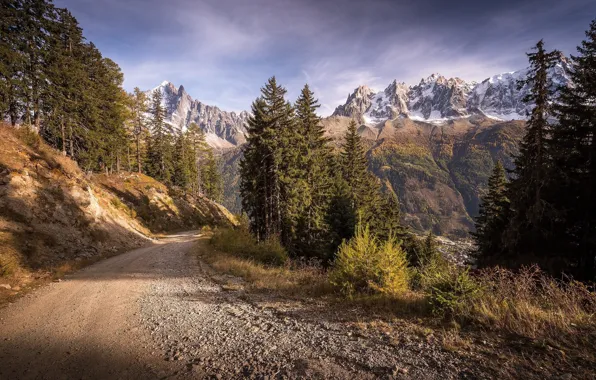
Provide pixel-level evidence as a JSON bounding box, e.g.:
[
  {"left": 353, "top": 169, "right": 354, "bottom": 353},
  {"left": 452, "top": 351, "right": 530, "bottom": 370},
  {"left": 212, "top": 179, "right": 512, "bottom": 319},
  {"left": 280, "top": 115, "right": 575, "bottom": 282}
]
[{"left": 0, "top": 232, "right": 481, "bottom": 379}]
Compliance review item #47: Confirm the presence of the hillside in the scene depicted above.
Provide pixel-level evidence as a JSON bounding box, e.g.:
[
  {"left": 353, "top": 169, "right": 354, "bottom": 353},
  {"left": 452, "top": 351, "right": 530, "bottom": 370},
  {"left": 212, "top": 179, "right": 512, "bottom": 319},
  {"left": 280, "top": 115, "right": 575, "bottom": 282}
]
[
  {"left": 219, "top": 115, "right": 523, "bottom": 237},
  {"left": 0, "top": 125, "right": 235, "bottom": 292}
]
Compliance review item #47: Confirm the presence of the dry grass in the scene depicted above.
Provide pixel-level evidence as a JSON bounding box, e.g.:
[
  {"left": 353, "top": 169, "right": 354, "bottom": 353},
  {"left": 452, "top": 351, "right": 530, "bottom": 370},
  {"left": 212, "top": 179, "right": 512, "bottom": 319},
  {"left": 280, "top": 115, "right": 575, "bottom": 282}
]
[
  {"left": 462, "top": 266, "right": 596, "bottom": 341},
  {"left": 206, "top": 228, "right": 596, "bottom": 344},
  {"left": 199, "top": 233, "right": 332, "bottom": 298}
]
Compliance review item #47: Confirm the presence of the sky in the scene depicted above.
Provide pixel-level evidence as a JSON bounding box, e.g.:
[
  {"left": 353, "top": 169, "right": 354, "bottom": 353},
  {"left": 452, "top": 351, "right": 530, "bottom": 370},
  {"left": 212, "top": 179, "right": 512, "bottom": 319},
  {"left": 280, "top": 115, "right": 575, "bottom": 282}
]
[{"left": 54, "top": 0, "right": 596, "bottom": 116}]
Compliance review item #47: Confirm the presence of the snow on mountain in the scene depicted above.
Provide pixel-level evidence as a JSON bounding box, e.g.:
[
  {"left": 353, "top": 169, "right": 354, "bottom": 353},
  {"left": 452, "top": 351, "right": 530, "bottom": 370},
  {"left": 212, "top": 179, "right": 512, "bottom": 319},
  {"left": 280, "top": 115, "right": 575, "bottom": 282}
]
[
  {"left": 145, "top": 82, "right": 249, "bottom": 148},
  {"left": 333, "top": 55, "right": 572, "bottom": 124},
  {"left": 467, "top": 54, "right": 572, "bottom": 120}
]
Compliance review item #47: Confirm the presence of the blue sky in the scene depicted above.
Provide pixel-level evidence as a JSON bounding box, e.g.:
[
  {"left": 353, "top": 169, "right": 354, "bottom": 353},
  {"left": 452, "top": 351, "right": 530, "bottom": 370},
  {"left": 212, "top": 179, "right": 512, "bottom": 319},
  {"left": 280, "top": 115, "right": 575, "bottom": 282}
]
[{"left": 54, "top": 0, "right": 596, "bottom": 115}]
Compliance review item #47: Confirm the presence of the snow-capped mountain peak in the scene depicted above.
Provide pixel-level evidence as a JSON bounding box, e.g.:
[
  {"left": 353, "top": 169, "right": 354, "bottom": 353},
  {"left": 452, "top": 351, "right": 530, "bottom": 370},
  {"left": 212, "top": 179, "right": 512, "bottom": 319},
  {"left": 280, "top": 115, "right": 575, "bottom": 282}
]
[
  {"left": 145, "top": 82, "right": 248, "bottom": 149},
  {"left": 332, "top": 55, "right": 572, "bottom": 124}
]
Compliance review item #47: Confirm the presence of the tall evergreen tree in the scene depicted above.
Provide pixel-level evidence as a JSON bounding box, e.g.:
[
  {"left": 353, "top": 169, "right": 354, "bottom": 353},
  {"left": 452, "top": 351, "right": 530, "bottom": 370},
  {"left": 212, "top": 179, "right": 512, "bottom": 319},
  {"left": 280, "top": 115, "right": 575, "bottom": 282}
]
[
  {"left": 187, "top": 122, "right": 208, "bottom": 195},
  {"left": 130, "top": 88, "right": 148, "bottom": 173},
  {"left": 550, "top": 20, "right": 596, "bottom": 280},
  {"left": 146, "top": 89, "right": 174, "bottom": 183},
  {"left": 338, "top": 120, "right": 380, "bottom": 226},
  {"left": 201, "top": 149, "right": 223, "bottom": 202},
  {"left": 504, "top": 40, "right": 560, "bottom": 255},
  {"left": 472, "top": 161, "right": 509, "bottom": 263},
  {"left": 240, "top": 98, "right": 268, "bottom": 240},
  {"left": 292, "top": 84, "right": 333, "bottom": 257},
  {"left": 240, "top": 77, "right": 294, "bottom": 243}
]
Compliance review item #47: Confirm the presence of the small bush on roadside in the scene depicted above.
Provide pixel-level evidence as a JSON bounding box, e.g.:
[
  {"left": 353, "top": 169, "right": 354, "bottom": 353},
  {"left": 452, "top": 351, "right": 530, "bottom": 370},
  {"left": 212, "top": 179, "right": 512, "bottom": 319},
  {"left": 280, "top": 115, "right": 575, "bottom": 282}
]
[
  {"left": 329, "top": 225, "right": 410, "bottom": 297},
  {"left": 425, "top": 265, "right": 482, "bottom": 316},
  {"left": 210, "top": 228, "right": 288, "bottom": 266}
]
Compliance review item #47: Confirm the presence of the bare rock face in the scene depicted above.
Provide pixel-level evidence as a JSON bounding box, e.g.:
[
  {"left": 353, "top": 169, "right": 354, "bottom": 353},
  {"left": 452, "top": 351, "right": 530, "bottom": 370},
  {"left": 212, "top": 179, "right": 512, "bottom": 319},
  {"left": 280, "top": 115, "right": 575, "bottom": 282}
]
[
  {"left": 333, "top": 85, "right": 376, "bottom": 121},
  {"left": 146, "top": 82, "right": 249, "bottom": 148}
]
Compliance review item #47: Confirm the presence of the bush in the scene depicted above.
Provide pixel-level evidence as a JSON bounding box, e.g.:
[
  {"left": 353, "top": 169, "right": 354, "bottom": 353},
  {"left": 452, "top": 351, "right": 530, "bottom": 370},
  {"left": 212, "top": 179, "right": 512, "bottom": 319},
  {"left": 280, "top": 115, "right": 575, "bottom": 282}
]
[
  {"left": 15, "top": 125, "right": 41, "bottom": 148},
  {"left": 329, "top": 225, "right": 410, "bottom": 297},
  {"left": 425, "top": 265, "right": 482, "bottom": 316},
  {"left": 210, "top": 228, "right": 288, "bottom": 266}
]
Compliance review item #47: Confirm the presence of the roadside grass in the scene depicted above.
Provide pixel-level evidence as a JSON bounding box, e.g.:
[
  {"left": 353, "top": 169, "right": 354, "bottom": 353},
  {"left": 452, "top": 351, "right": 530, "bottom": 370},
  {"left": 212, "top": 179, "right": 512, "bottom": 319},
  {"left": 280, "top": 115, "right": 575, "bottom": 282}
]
[
  {"left": 205, "top": 228, "right": 596, "bottom": 347},
  {"left": 199, "top": 232, "right": 332, "bottom": 298}
]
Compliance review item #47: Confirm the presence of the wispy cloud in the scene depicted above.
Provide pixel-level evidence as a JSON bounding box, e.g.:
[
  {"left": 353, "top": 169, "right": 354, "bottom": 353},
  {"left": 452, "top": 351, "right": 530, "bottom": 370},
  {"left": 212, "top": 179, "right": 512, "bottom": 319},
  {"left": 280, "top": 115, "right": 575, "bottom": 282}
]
[{"left": 55, "top": 0, "right": 596, "bottom": 116}]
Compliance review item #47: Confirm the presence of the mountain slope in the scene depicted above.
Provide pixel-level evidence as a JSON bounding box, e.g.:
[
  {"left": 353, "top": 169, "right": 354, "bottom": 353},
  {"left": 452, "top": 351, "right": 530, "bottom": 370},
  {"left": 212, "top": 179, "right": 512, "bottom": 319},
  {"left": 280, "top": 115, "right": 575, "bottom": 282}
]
[{"left": 147, "top": 82, "right": 249, "bottom": 149}]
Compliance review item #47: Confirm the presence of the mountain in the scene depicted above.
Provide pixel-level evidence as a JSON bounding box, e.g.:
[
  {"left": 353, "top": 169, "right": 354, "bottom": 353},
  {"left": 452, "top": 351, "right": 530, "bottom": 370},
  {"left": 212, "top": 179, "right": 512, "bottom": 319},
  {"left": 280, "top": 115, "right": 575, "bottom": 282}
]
[
  {"left": 146, "top": 81, "right": 249, "bottom": 149},
  {"left": 333, "top": 54, "right": 572, "bottom": 124}
]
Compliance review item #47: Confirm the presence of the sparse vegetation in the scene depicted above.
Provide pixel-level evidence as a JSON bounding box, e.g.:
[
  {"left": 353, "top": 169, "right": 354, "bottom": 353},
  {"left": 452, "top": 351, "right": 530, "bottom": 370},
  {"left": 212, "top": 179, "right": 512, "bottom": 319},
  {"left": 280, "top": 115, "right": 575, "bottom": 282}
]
[
  {"left": 208, "top": 229, "right": 596, "bottom": 345},
  {"left": 210, "top": 227, "right": 288, "bottom": 266}
]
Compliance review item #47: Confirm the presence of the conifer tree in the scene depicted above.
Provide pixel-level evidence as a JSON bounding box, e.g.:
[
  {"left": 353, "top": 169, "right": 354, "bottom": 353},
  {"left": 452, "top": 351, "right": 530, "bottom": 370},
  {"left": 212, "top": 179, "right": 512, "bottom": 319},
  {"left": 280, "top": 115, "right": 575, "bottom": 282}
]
[
  {"left": 504, "top": 40, "right": 560, "bottom": 255},
  {"left": 240, "top": 98, "right": 266, "bottom": 240},
  {"left": 187, "top": 122, "right": 208, "bottom": 195},
  {"left": 201, "top": 149, "right": 223, "bottom": 202},
  {"left": 240, "top": 77, "right": 294, "bottom": 243},
  {"left": 146, "top": 90, "right": 174, "bottom": 184},
  {"left": 130, "top": 88, "right": 148, "bottom": 173},
  {"left": 338, "top": 120, "right": 380, "bottom": 226},
  {"left": 292, "top": 84, "right": 333, "bottom": 257},
  {"left": 473, "top": 161, "right": 509, "bottom": 263},
  {"left": 550, "top": 20, "right": 596, "bottom": 280}
]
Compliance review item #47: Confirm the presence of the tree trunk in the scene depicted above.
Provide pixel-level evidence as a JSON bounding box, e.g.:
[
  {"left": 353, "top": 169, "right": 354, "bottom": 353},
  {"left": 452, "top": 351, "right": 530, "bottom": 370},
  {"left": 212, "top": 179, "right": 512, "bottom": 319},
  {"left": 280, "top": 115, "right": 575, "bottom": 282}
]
[
  {"left": 69, "top": 123, "right": 74, "bottom": 157},
  {"left": 136, "top": 135, "right": 142, "bottom": 173},
  {"left": 61, "top": 118, "right": 67, "bottom": 156}
]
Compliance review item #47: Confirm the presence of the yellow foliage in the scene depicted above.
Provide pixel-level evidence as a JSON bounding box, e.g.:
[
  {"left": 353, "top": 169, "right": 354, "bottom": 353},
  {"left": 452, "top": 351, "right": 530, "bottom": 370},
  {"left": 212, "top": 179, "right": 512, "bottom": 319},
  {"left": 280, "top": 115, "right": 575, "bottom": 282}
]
[{"left": 330, "top": 225, "right": 410, "bottom": 297}]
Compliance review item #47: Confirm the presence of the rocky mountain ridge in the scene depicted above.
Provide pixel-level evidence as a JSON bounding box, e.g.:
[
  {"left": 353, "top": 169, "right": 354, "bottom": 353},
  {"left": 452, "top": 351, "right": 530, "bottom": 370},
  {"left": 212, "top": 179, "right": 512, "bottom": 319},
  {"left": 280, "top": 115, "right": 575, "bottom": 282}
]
[
  {"left": 145, "top": 82, "right": 249, "bottom": 149},
  {"left": 333, "top": 54, "right": 571, "bottom": 124}
]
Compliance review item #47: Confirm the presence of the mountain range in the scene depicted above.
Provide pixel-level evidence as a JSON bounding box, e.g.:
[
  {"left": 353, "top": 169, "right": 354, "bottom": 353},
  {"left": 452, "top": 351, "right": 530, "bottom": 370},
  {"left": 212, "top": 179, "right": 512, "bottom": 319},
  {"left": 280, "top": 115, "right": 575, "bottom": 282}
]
[
  {"left": 333, "top": 53, "right": 571, "bottom": 124},
  {"left": 148, "top": 54, "right": 570, "bottom": 151},
  {"left": 148, "top": 58, "right": 572, "bottom": 237}
]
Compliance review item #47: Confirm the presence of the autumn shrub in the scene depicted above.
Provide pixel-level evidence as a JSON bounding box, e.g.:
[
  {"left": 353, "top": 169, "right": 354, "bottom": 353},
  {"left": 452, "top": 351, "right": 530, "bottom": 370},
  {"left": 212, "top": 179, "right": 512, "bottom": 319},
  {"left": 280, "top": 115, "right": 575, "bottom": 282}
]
[
  {"left": 329, "top": 225, "right": 410, "bottom": 297},
  {"left": 210, "top": 228, "right": 288, "bottom": 266}
]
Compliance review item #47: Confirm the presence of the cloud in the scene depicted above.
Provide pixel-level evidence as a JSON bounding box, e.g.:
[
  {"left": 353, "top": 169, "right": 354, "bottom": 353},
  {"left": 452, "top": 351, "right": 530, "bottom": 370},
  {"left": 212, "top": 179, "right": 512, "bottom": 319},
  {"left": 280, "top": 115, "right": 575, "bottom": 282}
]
[{"left": 54, "top": 0, "right": 596, "bottom": 116}]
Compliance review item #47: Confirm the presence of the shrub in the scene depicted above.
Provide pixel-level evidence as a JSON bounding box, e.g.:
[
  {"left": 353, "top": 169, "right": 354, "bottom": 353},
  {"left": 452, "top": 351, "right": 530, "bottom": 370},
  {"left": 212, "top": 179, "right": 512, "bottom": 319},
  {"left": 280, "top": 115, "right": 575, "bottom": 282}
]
[
  {"left": 210, "top": 228, "right": 288, "bottom": 266},
  {"left": 15, "top": 125, "right": 41, "bottom": 148},
  {"left": 329, "top": 225, "right": 410, "bottom": 297},
  {"left": 425, "top": 265, "right": 482, "bottom": 316}
]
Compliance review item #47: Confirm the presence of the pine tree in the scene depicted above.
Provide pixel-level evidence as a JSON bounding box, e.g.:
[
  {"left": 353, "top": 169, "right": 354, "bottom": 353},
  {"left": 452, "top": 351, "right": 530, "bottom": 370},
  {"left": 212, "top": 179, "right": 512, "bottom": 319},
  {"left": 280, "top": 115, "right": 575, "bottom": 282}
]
[
  {"left": 201, "top": 149, "right": 223, "bottom": 202},
  {"left": 0, "top": 0, "right": 23, "bottom": 126},
  {"left": 240, "top": 98, "right": 269, "bottom": 240},
  {"left": 130, "top": 88, "right": 148, "bottom": 173},
  {"left": 187, "top": 122, "right": 208, "bottom": 196},
  {"left": 338, "top": 120, "right": 380, "bottom": 226},
  {"left": 472, "top": 161, "right": 509, "bottom": 263},
  {"left": 240, "top": 77, "right": 294, "bottom": 243},
  {"left": 146, "top": 89, "right": 174, "bottom": 183},
  {"left": 504, "top": 40, "right": 560, "bottom": 255},
  {"left": 550, "top": 20, "right": 596, "bottom": 280},
  {"left": 292, "top": 84, "right": 333, "bottom": 258}
]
